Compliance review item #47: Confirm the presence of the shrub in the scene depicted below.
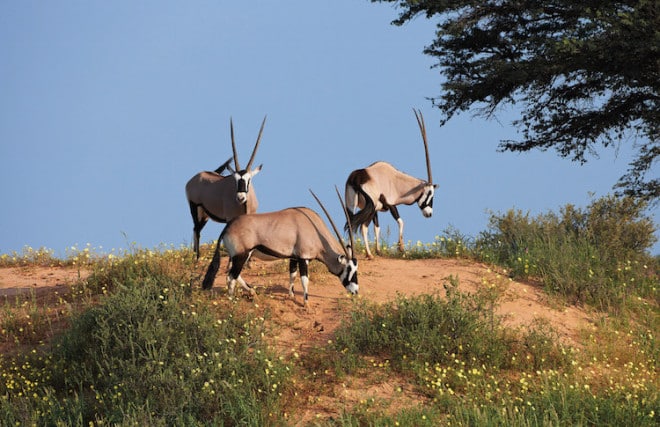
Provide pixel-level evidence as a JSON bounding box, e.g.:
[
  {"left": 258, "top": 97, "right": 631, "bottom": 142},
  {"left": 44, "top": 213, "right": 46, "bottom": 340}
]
[
  {"left": 1, "top": 259, "right": 290, "bottom": 425},
  {"left": 332, "top": 276, "right": 569, "bottom": 374},
  {"left": 477, "top": 195, "right": 658, "bottom": 310}
]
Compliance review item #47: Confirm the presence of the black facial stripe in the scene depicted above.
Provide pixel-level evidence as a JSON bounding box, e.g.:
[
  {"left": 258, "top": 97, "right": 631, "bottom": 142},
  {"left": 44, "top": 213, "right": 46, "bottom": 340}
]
[
  {"left": 237, "top": 178, "right": 248, "bottom": 193},
  {"left": 419, "top": 192, "right": 433, "bottom": 209},
  {"left": 425, "top": 197, "right": 434, "bottom": 208},
  {"left": 341, "top": 262, "right": 358, "bottom": 288}
]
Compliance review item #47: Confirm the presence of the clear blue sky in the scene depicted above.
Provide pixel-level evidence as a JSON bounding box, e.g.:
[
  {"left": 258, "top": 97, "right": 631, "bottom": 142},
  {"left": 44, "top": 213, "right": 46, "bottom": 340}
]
[{"left": 1, "top": 1, "right": 657, "bottom": 257}]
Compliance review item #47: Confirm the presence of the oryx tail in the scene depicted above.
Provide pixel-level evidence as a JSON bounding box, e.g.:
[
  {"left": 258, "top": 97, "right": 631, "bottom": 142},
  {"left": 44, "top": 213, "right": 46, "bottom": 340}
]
[
  {"left": 202, "top": 223, "right": 231, "bottom": 290},
  {"left": 344, "top": 168, "right": 376, "bottom": 234}
]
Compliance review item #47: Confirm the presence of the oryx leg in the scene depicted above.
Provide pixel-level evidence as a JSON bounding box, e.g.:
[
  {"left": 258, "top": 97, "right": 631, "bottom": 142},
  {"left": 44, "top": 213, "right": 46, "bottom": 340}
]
[
  {"left": 189, "top": 202, "right": 208, "bottom": 259},
  {"left": 387, "top": 205, "right": 405, "bottom": 252},
  {"left": 361, "top": 223, "right": 374, "bottom": 260},
  {"left": 288, "top": 259, "right": 310, "bottom": 305},
  {"left": 373, "top": 212, "right": 382, "bottom": 256},
  {"left": 299, "top": 259, "right": 310, "bottom": 305},
  {"left": 226, "top": 253, "right": 255, "bottom": 297},
  {"left": 288, "top": 259, "right": 298, "bottom": 298}
]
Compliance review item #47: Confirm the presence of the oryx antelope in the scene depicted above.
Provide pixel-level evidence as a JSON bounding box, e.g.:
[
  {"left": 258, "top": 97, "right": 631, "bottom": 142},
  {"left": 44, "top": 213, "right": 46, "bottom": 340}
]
[
  {"left": 185, "top": 117, "right": 266, "bottom": 259},
  {"left": 345, "top": 109, "right": 437, "bottom": 259},
  {"left": 202, "top": 188, "right": 358, "bottom": 306}
]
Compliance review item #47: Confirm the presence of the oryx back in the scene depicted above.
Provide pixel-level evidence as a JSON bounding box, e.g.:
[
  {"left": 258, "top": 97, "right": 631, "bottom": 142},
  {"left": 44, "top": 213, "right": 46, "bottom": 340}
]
[
  {"left": 362, "top": 161, "right": 426, "bottom": 209},
  {"left": 224, "top": 207, "right": 342, "bottom": 261}
]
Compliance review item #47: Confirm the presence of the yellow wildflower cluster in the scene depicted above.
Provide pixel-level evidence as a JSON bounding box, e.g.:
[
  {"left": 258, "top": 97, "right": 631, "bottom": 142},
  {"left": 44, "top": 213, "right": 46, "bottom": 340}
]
[
  {"left": 0, "top": 246, "right": 58, "bottom": 267},
  {"left": 0, "top": 351, "right": 57, "bottom": 417}
]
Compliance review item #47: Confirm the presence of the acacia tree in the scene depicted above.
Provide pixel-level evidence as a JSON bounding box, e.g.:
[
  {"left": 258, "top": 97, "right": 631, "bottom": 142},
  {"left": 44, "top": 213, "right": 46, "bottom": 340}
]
[{"left": 372, "top": 0, "right": 659, "bottom": 202}]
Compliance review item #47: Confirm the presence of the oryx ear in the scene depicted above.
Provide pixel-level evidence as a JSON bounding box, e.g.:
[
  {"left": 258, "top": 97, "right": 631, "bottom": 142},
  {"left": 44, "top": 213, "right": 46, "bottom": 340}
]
[
  {"left": 251, "top": 164, "right": 263, "bottom": 176},
  {"left": 214, "top": 157, "right": 233, "bottom": 174},
  {"left": 227, "top": 164, "right": 236, "bottom": 174},
  {"left": 433, "top": 184, "right": 439, "bottom": 189},
  {"left": 337, "top": 255, "right": 347, "bottom": 264}
]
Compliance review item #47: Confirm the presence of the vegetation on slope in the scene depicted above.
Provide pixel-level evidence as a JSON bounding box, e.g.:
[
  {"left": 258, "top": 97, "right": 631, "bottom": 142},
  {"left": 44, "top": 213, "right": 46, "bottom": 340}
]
[{"left": 0, "top": 195, "right": 657, "bottom": 425}]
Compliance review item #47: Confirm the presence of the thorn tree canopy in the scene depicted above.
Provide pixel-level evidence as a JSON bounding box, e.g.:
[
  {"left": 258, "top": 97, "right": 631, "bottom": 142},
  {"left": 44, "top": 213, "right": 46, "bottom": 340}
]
[{"left": 372, "top": 0, "right": 659, "bottom": 202}]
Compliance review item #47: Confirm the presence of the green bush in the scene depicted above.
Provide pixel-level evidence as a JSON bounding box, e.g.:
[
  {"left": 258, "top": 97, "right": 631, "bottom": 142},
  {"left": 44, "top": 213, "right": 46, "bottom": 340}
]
[
  {"left": 1, "top": 260, "right": 290, "bottom": 426},
  {"left": 477, "top": 195, "right": 657, "bottom": 310},
  {"left": 332, "top": 277, "right": 569, "bottom": 374}
]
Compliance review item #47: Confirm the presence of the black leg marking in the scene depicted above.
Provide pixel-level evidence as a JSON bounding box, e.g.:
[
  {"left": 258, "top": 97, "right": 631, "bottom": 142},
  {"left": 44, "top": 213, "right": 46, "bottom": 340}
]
[
  {"left": 388, "top": 205, "right": 401, "bottom": 221},
  {"left": 229, "top": 254, "right": 249, "bottom": 282},
  {"left": 289, "top": 259, "right": 298, "bottom": 276},
  {"left": 288, "top": 258, "right": 298, "bottom": 299},
  {"left": 298, "top": 259, "right": 309, "bottom": 279}
]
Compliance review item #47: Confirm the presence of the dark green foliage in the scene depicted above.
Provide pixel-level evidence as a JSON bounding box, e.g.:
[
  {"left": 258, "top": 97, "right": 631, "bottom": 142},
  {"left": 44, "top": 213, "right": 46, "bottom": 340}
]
[
  {"left": 372, "top": 0, "right": 659, "bottom": 202},
  {"left": 333, "top": 277, "right": 568, "bottom": 373},
  {"left": 478, "top": 195, "right": 657, "bottom": 309}
]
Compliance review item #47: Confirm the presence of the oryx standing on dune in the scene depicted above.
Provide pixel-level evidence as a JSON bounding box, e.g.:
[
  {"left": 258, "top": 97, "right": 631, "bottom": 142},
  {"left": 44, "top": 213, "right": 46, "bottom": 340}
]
[
  {"left": 345, "top": 109, "right": 437, "bottom": 259},
  {"left": 202, "top": 188, "right": 358, "bottom": 306},
  {"left": 185, "top": 117, "right": 266, "bottom": 259}
]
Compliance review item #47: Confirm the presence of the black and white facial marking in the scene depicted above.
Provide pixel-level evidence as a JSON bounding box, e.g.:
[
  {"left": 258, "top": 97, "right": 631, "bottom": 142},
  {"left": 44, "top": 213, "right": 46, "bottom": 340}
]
[
  {"left": 417, "top": 184, "right": 436, "bottom": 218},
  {"left": 234, "top": 165, "right": 262, "bottom": 204},
  {"left": 339, "top": 256, "right": 359, "bottom": 294},
  {"left": 234, "top": 171, "right": 251, "bottom": 204}
]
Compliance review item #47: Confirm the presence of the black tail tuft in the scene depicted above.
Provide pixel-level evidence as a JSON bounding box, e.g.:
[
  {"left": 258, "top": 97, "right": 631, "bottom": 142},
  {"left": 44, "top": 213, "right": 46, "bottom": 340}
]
[
  {"left": 344, "top": 188, "right": 376, "bottom": 233},
  {"left": 202, "top": 226, "right": 229, "bottom": 290},
  {"left": 202, "top": 247, "right": 221, "bottom": 289}
]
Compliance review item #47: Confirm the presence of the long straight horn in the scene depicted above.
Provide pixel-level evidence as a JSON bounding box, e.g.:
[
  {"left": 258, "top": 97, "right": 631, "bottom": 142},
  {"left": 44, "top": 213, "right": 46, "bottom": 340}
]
[
  {"left": 230, "top": 117, "right": 241, "bottom": 171},
  {"left": 334, "top": 185, "right": 355, "bottom": 256},
  {"left": 413, "top": 108, "right": 433, "bottom": 185},
  {"left": 309, "top": 189, "right": 350, "bottom": 259},
  {"left": 246, "top": 115, "right": 267, "bottom": 171}
]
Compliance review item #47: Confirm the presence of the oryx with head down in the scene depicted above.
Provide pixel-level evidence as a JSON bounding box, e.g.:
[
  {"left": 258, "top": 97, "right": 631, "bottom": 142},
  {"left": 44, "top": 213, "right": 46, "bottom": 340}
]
[
  {"left": 185, "top": 117, "right": 266, "bottom": 259},
  {"left": 202, "top": 188, "right": 358, "bottom": 306},
  {"left": 345, "top": 109, "right": 437, "bottom": 259}
]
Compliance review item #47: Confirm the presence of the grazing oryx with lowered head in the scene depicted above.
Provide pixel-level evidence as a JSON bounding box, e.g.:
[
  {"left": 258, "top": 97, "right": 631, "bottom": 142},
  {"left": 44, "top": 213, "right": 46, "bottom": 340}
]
[
  {"left": 345, "top": 109, "right": 437, "bottom": 259},
  {"left": 202, "top": 188, "right": 358, "bottom": 306},
  {"left": 185, "top": 117, "right": 266, "bottom": 259}
]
